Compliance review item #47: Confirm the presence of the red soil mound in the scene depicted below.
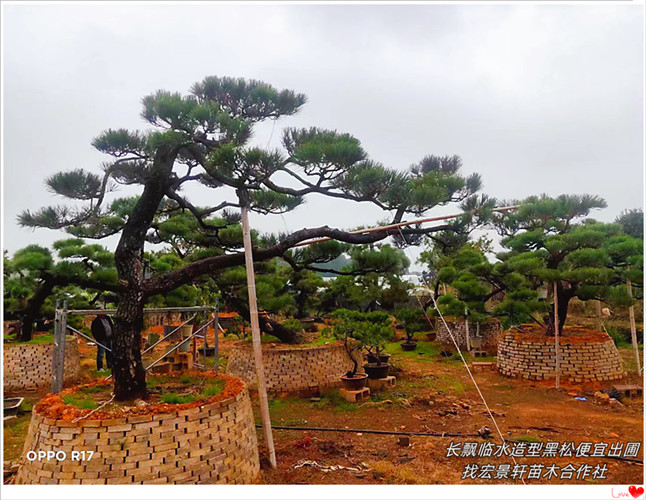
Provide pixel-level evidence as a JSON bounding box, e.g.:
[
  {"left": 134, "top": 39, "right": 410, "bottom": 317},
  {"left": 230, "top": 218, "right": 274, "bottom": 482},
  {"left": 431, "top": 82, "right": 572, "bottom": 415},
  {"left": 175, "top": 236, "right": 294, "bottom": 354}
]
[
  {"left": 34, "top": 372, "right": 244, "bottom": 421},
  {"left": 506, "top": 324, "right": 611, "bottom": 343}
]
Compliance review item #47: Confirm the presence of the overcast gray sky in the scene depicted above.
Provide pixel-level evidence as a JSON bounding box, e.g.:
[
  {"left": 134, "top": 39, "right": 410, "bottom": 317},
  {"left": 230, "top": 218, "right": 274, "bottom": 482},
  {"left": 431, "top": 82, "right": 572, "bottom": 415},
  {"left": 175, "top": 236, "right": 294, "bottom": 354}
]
[{"left": 2, "top": 3, "right": 644, "bottom": 269}]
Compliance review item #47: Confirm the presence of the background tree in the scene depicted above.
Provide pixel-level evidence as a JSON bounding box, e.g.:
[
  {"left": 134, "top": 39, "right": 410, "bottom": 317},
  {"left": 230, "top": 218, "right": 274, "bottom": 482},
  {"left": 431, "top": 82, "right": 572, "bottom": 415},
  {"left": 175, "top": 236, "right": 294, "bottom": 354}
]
[
  {"left": 434, "top": 241, "right": 499, "bottom": 324},
  {"left": 418, "top": 229, "right": 475, "bottom": 300},
  {"left": 19, "top": 76, "right": 484, "bottom": 400},
  {"left": 491, "top": 194, "right": 641, "bottom": 335},
  {"left": 287, "top": 269, "right": 325, "bottom": 319},
  {"left": 615, "top": 208, "right": 643, "bottom": 240},
  {"left": 316, "top": 244, "right": 411, "bottom": 312},
  {"left": 4, "top": 239, "right": 118, "bottom": 340}
]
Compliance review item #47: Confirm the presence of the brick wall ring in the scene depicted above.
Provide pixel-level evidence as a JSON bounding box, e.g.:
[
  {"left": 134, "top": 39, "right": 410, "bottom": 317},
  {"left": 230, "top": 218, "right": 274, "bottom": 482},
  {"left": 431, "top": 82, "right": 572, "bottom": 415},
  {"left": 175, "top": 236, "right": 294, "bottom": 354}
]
[
  {"left": 226, "top": 341, "right": 362, "bottom": 394},
  {"left": 496, "top": 326, "right": 626, "bottom": 383},
  {"left": 14, "top": 373, "right": 260, "bottom": 484},
  {"left": 3, "top": 340, "right": 81, "bottom": 394},
  {"left": 436, "top": 318, "right": 503, "bottom": 355}
]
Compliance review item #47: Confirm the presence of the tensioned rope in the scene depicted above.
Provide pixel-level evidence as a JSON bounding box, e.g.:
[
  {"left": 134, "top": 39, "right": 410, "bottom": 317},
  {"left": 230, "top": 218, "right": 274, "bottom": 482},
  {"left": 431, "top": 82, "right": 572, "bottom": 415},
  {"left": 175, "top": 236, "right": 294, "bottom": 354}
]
[{"left": 398, "top": 226, "right": 526, "bottom": 484}]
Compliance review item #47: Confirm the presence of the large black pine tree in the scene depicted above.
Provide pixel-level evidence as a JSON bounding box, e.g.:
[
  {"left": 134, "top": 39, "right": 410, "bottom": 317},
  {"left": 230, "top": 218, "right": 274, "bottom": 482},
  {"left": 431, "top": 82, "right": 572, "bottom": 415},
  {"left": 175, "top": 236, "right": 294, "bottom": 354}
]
[{"left": 20, "top": 76, "right": 487, "bottom": 400}]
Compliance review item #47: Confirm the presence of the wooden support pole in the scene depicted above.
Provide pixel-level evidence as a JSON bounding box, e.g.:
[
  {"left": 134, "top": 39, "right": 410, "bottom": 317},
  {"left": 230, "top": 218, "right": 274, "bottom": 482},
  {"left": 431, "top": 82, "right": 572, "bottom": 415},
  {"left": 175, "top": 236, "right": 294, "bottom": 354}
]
[
  {"left": 51, "top": 300, "right": 67, "bottom": 393},
  {"left": 240, "top": 201, "right": 277, "bottom": 468},
  {"left": 626, "top": 279, "right": 642, "bottom": 374},
  {"left": 595, "top": 300, "right": 603, "bottom": 331},
  {"left": 554, "top": 282, "right": 560, "bottom": 389},
  {"left": 214, "top": 301, "right": 219, "bottom": 372}
]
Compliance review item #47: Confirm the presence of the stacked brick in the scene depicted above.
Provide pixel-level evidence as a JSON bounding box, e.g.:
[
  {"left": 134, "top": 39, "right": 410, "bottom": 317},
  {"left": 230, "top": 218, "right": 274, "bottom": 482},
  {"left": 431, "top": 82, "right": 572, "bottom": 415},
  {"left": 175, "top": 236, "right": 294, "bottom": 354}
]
[
  {"left": 436, "top": 318, "right": 502, "bottom": 353},
  {"left": 15, "top": 384, "right": 259, "bottom": 484},
  {"left": 497, "top": 332, "right": 626, "bottom": 382},
  {"left": 226, "top": 342, "right": 361, "bottom": 393},
  {"left": 3, "top": 340, "right": 80, "bottom": 394}
]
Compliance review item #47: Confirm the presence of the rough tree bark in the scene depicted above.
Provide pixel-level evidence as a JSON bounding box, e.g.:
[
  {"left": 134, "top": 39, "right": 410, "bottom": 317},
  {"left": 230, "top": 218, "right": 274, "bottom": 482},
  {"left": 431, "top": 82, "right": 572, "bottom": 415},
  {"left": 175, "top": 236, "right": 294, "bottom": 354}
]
[
  {"left": 19, "top": 274, "right": 120, "bottom": 342},
  {"left": 20, "top": 278, "right": 56, "bottom": 341},
  {"left": 112, "top": 146, "right": 177, "bottom": 401},
  {"left": 223, "top": 292, "right": 305, "bottom": 344},
  {"left": 544, "top": 282, "right": 575, "bottom": 336}
]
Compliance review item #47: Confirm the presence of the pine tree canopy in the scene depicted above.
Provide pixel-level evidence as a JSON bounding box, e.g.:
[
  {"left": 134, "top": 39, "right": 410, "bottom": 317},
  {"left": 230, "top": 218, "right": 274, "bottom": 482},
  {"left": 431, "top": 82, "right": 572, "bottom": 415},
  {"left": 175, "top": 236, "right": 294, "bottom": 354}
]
[
  {"left": 18, "top": 75, "right": 488, "bottom": 304},
  {"left": 490, "top": 195, "right": 642, "bottom": 333}
]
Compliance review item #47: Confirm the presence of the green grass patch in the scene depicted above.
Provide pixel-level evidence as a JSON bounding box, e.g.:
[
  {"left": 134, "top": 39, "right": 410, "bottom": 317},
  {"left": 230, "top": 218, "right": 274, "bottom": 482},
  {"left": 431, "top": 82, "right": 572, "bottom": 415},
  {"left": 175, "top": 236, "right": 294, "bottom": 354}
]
[
  {"left": 202, "top": 379, "right": 225, "bottom": 397},
  {"left": 318, "top": 390, "right": 359, "bottom": 412},
  {"left": 383, "top": 340, "right": 441, "bottom": 358},
  {"left": 426, "top": 374, "right": 473, "bottom": 394},
  {"left": 196, "top": 355, "right": 228, "bottom": 371},
  {"left": 146, "top": 375, "right": 170, "bottom": 387},
  {"left": 516, "top": 435, "right": 541, "bottom": 443},
  {"left": 619, "top": 347, "right": 644, "bottom": 373},
  {"left": 61, "top": 394, "right": 98, "bottom": 409},
  {"left": 78, "top": 385, "right": 105, "bottom": 395},
  {"left": 161, "top": 393, "right": 196, "bottom": 404},
  {"left": 259, "top": 334, "right": 282, "bottom": 343},
  {"left": 3, "top": 414, "right": 32, "bottom": 462},
  {"left": 268, "top": 397, "right": 301, "bottom": 413},
  {"left": 4, "top": 415, "right": 31, "bottom": 436},
  {"left": 5, "top": 333, "right": 69, "bottom": 345},
  {"left": 394, "top": 377, "right": 437, "bottom": 391},
  {"left": 310, "top": 336, "right": 336, "bottom": 346},
  {"left": 151, "top": 375, "right": 226, "bottom": 402}
]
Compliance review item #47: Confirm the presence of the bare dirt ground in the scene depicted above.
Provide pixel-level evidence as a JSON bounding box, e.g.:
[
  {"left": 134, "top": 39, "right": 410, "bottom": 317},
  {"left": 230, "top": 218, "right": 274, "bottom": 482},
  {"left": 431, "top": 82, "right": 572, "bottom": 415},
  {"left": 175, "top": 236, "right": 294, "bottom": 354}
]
[{"left": 254, "top": 341, "right": 643, "bottom": 485}]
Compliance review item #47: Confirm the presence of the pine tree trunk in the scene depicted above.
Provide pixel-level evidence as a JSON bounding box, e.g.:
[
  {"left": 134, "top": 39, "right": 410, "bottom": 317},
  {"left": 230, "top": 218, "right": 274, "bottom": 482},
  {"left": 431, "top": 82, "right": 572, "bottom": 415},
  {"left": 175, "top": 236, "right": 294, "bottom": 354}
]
[
  {"left": 545, "top": 284, "right": 574, "bottom": 336},
  {"left": 20, "top": 278, "right": 56, "bottom": 341},
  {"left": 295, "top": 289, "right": 307, "bottom": 319},
  {"left": 111, "top": 146, "right": 176, "bottom": 401},
  {"left": 224, "top": 292, "right": 305, "bottom": 343},
  {"left": 112, "top": 289, "right": 148, "bottom": 401}
]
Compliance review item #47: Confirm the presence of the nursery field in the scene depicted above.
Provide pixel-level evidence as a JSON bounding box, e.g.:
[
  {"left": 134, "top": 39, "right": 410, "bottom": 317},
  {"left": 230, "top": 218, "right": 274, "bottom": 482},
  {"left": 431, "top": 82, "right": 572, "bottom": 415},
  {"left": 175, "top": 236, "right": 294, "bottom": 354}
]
[
  {"left": 3, "top": 321, "right": 643, "bottom": 486},
  {"left": 254, "top": 340, "right": 643, "bottom": 485}
]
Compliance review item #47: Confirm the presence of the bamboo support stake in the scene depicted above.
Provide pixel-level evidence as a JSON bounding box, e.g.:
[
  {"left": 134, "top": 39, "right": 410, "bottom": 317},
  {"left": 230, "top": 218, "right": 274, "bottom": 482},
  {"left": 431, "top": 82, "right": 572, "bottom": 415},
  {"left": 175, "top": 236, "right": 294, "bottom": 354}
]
[
  {"left": 554, "top": 282, "right": 560, "bottom": 389},
  {"left": 626, "top": 279, "right": 642, "bottom": 374},
  {"left": 240, "top": 202, "right": 277, "bottom": 468},
  {"left": 292, "top": 205, "right": 519, "bottom": 247}
]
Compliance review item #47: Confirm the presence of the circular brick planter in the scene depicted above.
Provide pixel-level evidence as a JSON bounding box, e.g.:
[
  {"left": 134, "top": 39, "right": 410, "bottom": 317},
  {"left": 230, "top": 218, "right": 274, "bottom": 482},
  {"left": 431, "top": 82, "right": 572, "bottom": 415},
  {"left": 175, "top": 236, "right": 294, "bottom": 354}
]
[
  {"left": 436, "top": 318, "right": 502, "bottom": 353},
  {"left": 226, "top": 341, "right": 362, "bottom": 393},
  {"left": 15, "top": 373, "right": 259, "bottom": 484},
  {"left": 3, "top": 339, "right": 80, "bottom": 393},
  {"left": 497, "top": 328, "right": 626, "bottom": 382}
]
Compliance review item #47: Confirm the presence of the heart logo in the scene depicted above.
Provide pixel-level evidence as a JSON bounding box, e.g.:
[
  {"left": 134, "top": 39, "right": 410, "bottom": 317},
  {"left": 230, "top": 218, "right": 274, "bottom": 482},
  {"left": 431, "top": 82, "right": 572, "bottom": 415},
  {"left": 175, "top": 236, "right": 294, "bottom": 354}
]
[{"left": 629, "top": 486, "right": 645, "bottom": 498}]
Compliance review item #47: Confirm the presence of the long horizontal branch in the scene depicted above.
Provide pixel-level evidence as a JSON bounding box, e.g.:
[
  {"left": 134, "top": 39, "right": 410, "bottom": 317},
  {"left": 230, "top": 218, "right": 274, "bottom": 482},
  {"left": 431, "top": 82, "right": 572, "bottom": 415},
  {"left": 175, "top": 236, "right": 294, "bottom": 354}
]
[
  {"left": 42, "top": 272, "right": 123, "bottom": 294},
  {"left": 143, "top": 224, "right": 407, "bottom": 296},
  {"left": 281, "top": 253, "right": 379, "bottom": 276}
]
